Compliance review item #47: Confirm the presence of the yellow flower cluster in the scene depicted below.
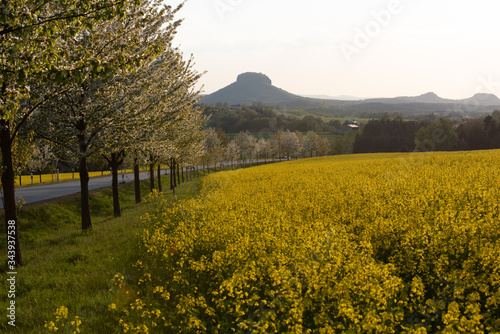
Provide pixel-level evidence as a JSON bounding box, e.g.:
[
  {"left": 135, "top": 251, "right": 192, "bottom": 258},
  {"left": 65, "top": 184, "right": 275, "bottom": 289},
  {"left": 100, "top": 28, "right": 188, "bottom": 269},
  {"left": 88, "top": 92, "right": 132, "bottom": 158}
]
[
  {"left": 114, "top": 151, "right": 500, "bottom": 332},
  {"left": 105, "top": 272, "right": 165, "bottom": 333},
  {"left": 45, "top": 306, "right": 81, "bottom": 333}
]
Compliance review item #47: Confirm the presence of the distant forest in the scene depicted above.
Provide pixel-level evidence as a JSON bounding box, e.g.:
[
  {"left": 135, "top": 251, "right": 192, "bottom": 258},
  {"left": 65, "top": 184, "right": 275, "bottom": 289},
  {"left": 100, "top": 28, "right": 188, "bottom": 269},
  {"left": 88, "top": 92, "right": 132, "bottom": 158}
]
[
  {"left": 203, "top": 103, "right": 347, "bottom": 134},
  {"left": 353, "top": 111, "right": 500, "bottom": 153},
  {"left": 202, "top": 103, "right": 500, "bottom": 155}
]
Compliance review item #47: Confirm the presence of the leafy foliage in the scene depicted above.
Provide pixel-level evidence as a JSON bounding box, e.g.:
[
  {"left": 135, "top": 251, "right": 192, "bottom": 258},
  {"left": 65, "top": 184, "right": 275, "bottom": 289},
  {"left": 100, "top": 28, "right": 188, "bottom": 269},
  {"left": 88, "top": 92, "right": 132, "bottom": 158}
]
[
  {"left": 456, "top": 111, "right": 500, "bottom": 150},
  {"left": 203, "top": 104, "right": 341, "bottom": 134},
  {"left": 415, "top": 118, "right": 458, "bottom": 152},
  {"left": 1, "top": 0, "right": 140, "bottom": 119},
  {"left": 1, "top": 0, "right": 161, "bottom": 265},
  {"left": 26, "top": 0, "right": 205, "bottom": 228},
  {"left": 353, "top": 118, "right": 428, "bottom": 153}
]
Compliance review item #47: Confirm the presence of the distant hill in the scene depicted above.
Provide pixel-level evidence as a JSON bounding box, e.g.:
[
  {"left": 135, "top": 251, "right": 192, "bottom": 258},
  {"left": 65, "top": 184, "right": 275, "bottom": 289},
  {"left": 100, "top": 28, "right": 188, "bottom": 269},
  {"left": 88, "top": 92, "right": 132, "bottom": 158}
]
[
  {"left": 460, "top": 93, "right": 500, "bottom": 106},
  {"left": 365, "top": 92, "right": 448, "bottom": 104},
  {"left": 200, "top": 72, "right": 306, "bottom": 106},
  {"left": 301, "top": 94, "right": 364, "bottom": 101},
  {"left": 365, "top": 92, "right": 500, "bottom": 106},
  {"left": 200, "top": 72, "right": 500, "bottom": 115}
]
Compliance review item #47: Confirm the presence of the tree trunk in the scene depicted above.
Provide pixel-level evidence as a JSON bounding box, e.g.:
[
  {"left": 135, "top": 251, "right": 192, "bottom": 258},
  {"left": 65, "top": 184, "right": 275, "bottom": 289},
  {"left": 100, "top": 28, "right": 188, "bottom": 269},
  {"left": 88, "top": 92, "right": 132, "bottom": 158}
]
[
  {"left": 79, "top": 156, "right": 92, "bottom": 230},
  {"left": 149, "top": 155, "right": 155, "bottom": 193},
  {"left": 157, "top": 164, "right": 162, "bottom": 192},
  {"left": 110, "top": 153, "right": 121, "bottom": 217},
  {"left": 173, "top": 159, "right": 177, "bottom": 188},
  {"left": 170, "top": 160, "right": 174, "bottom": 191},
  {"left": 177, "top": 163, "right": 181, "bottom": 185},
  {"left": 134, "top": 158, "right": 141, "bottom": 204},
  {"left": 170, "top": 158, "right": 176, "bottom": 194},
  {"left": 1, "top": 120, "right": 23, "bottom": 266}
]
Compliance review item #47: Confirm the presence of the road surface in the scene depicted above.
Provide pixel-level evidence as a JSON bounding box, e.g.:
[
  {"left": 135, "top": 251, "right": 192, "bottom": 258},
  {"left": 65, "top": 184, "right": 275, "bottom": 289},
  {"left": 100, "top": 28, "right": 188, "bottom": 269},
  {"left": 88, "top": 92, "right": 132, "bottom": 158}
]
[
  {"left": 0, "top": 159, "right": 288, "bottom": 209},
  {"left": 0, "top": 171, "right": 151, "bottom": 209}
]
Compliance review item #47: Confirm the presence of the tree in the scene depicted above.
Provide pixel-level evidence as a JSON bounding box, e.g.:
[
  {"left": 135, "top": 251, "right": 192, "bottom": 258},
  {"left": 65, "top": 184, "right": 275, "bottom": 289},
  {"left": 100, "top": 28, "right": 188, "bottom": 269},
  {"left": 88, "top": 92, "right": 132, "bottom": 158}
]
[
  {"left": 353, "top": 119, "right": 428, "bottom": 153},
  {"left": 225, "top": 141, "right": 240, "bottom": 168},
  {"left": 1, "top": 129, "right": 34, "bottom": 186},
  {"left": 1, "top": 0, "right": 140, "bottom": 266},
  {"left": 234, "top": 132, "right": 256, "bottom": 163},
  {"left": 173, "top": 114, "right": 207, "bottom": 181},
  {"left": 332, "top": 132, "right": 355, "bottom": 155},
  {"left": 415, "top": 118, "right": 457, "bottom": 152},
  {"left": 255, "top": 138, "right": 270, "bottom": 162},
  {"left": 129, "top": 51, "right": 206, "bottom": 195},
  {"left": 302, "top": 131, "right": 330, "bottom": 158},
  {"left": 484, "top": 114, "right": 500, "bottom": 149},
  {"left": 1, "top": 0, "right": 135, "bottom": 120},
  {"left": 203, "top": 130, "right": 224, "bottom": 171},
  {"left": 216, "top": 128, "right": 230, "bottom": 148},
  {"left": 26, "top": 142, "right": 55, "bottom": 183},
  {"left": 274, "top": 130, "right": 302, "bottom": 159},
  {"left": 150, "top": 108, "right": 207, "bottom": 194},
  {"left": 302, "top": 132, "right": 316, "bottom": 158},
  {"left": 456, "top": 114, "right": 500, "bottom": 151},
  {"left": 99, "top": 47, "right": 204, "bottom": 214},
  {"left": 32, "top": 1, "right": 185, "bottom": 230},
  {"left": 456, "top": 118, "right": 488, "bottom": 151},
  {"left": 316, "top": 136, "right": 331, "bottom": 156}
]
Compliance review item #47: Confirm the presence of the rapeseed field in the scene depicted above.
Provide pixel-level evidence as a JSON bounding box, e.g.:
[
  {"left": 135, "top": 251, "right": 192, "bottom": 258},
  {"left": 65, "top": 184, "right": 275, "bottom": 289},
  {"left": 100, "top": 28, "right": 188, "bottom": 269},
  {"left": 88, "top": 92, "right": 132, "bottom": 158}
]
[{"left": 50, "top": 151, "right": 500, "bottom": 333}]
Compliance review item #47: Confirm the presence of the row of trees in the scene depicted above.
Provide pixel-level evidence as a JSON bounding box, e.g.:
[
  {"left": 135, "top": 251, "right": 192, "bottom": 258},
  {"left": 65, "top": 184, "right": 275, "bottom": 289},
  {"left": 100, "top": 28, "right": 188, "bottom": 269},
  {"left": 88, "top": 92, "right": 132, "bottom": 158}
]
[
  {"left": 353, "top": 118, "right": 429, "bottom": 153},
  {"left": 353, "top": 111, "right": 500, "bottom": 153},
  {"left": 1, "top": 1, "right": 207, "bottom": 266},
  {"left": 202, "top": 130, "right": 332, "bottom": 167},
  {"left": 456, "top": 112, "right": 500, "bottom": 150}
]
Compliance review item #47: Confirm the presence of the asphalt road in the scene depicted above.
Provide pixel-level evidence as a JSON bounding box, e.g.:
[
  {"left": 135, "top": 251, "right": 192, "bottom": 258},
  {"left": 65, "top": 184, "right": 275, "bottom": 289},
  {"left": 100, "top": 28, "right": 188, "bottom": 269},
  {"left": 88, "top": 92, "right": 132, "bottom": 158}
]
[
  {"left": 0, "top": 171, "right": 151, "bottom": 209},
  {"left": 0, "top": 159, "right": 287, "bottom": 209}
]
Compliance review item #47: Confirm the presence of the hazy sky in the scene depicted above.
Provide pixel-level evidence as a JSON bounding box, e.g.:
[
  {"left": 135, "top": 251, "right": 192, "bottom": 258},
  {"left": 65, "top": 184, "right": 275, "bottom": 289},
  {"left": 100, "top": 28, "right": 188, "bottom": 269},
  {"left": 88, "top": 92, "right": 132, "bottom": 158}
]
[{"left": 170, "top": 0, "right": 500, "bottom": 99}]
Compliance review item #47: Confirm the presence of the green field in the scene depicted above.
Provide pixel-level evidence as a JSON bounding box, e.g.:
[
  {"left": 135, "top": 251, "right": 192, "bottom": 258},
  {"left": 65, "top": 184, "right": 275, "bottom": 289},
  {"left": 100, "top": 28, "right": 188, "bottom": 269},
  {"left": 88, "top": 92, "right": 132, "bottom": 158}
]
[
  {"left": 276, "top": 109, "right": 371, "bottom": 123},
  {"left": 227, "top": 132, "right": 341, "bottom": 142},
  {"left": 0, "top": 175, "right": 202, "bottom": 333}
]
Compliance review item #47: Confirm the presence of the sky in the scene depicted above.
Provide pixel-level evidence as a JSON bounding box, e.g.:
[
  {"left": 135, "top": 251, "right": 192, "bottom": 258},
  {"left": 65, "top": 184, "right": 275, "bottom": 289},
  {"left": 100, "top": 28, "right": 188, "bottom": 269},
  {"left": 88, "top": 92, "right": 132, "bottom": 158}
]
[{"left": 169, "top": 0, "right": 500, "bottom": 100}]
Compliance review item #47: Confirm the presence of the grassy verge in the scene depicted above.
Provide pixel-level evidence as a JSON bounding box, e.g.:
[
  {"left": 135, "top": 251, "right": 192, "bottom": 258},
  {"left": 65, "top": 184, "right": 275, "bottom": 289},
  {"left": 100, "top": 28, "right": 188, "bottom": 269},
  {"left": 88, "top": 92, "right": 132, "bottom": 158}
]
[{"left": 0, "top": 175, "right": 202, "bottom": 333}]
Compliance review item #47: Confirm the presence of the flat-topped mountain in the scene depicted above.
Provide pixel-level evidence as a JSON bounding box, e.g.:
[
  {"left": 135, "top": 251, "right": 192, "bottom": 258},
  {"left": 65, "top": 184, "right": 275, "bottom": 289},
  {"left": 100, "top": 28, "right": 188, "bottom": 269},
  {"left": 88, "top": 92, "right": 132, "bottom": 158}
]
[
  {"left": 200, "top": 72, "right": 500, "bottom": 115},
  {"left": 200, "top": 72, "right": 304, "bottom": 106}
]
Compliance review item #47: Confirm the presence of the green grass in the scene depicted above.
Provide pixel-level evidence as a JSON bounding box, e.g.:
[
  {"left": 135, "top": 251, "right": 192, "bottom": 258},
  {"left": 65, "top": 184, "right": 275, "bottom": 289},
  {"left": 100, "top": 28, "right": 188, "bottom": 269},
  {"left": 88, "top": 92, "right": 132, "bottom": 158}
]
[
  {"left": 276, "top": 109, "right": 372, "bottom": 123},
  {"left": 226, "top": 132, "right": 342, "bottom": 142},
  {"left": 0, "top": 175, "right": 202, "bottom": 333}
]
